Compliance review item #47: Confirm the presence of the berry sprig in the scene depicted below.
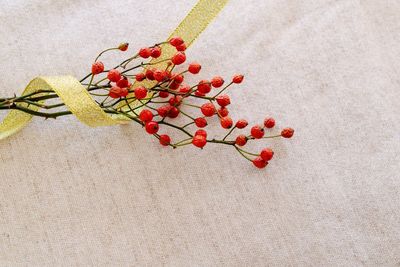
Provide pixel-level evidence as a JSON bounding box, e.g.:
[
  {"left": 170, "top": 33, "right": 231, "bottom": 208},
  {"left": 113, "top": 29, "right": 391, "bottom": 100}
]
[{"left": 0, "top": 37, "right": 294, "bottom": 169}]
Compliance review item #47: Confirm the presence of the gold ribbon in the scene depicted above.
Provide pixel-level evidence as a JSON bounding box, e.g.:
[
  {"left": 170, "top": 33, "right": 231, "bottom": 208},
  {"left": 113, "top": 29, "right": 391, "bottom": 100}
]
[{"left": 0, "top": 0, "right": 228, "bottom": 140}]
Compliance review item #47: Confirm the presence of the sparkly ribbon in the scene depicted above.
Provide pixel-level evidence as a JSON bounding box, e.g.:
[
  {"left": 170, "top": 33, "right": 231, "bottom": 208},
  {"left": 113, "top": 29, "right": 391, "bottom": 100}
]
[{"left": 0, "top": 0, "right": 228, "bottom": 140}]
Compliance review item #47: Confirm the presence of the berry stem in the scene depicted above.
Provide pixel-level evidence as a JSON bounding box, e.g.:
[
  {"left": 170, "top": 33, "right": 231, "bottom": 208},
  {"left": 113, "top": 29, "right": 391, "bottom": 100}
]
[{"left": 222, "top": 126, "right": 236, "bottom": 141}]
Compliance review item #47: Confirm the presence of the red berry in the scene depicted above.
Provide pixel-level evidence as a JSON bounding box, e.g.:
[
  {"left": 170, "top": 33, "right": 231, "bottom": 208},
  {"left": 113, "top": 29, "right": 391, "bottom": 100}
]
[
  {"left": 169, "top": 96, "right": 182, "bottom": 106},
  {"left": 139, "top": 47, "right": 152, "bottom": 58},
  {"left": 139, "top": 109, "right": 153, "bottom": 122},
  {"left": 159, "top": 134, "right": 171, "bottom": 146},
  {"left": 116, "top": 78, "right": 130, "bottom": 88},
  {"left": 195, "top": 90, "right": 205, "bottom": 97},
  {"left": 169, "top": 81, "right": 180, "bottom": 90},
  {"left": 172, "top": 74, "right": 184, "bottom": 84},
  {"left": 145, "top": 69, "right": 155, "bottom": 80},
  {"left": 195, "top": 129, "right": 207, "bottom": 138},
  {"left": 192, "top": 135, "right": 207, "bottom": 148},
  {"left": 217, "top": 107, "right": 229, "bottom": 117},
  {"left": 119, "top": 87, "right": 129, "bottom": 97},
  {"left": 251, "top": 125, "right": 265, "bottom": 139},
  {"left": 134, "top": 86, "right": 148, "bottom": 100},
  {"left": 135, "top": 73, "right": 145, "bottom": 81},
  {"left": 167, "top": 106, "right": 180, "bottom": 118},
  {"left": 179, "top": 84, "right": 191, "bottom": 94},
  {"left": 211, "top": 76, "right": 224, "bottom": 88},
  {"left": 252, "top": 157, "right": 268, "bottom": 169},
  {"left": 200, "top": 103, "right": 216, "bottom": 117},
  {"left": 197, "top": 80, "right": 211, "bottom": 94},
  {"left": 107, "top": 69, "right": 121, "bottom": 82},
  {"left": 157, "top": 105, "right": 171, "bottom": 117},
  {"left": 108, "top": 86, "right": 121, "bottom": 99},
  {"left": 235, "top": 135, "right": 247, "bottom": 146},
  {"left": 153, "top": 69, "right": 166, "bottom": 82},
  {"left": 215, "top": 95, "right": 231, "bottom": 107},
  {"left": 91, "top": 61, "right": 104, "bottom": 75},
  {"left": 164, "top": 71, "right": 172, "bottom": 79},
  {"left": 264, "top": 117, "right": 275, "bottom": 128},
  {"left": 151, "top": 46, "right": 162, "bottom": 58},
  {"left": 176, "top": 43, "right": 186, "bottom": 51},
  {"left": 159, "top": 91, "right": 170, "bottom": 98},
  {"left": 232, "top": 74, "right": 244, "bottom": 84},
  {"left": 260, "top": 148, "right": 274, "bottom": 161},
  {"left": 118, "top": 43, "right": 129, "bottom": 51},
  {"left": 188, "top": 62, "right": 201, "bottom": 74},
  {"left": 169, "top": 36, "right": 184, "bottom": 47},
  {"left": 195, "top": 117, "right": 207, "bottom": 128},
  {"left": 281, "top": 128, "right": 294, "bottom": 138},
  {"left": 220, "top": 116, "right": 233, "bottom": 129},
  {"left": 235, "top": 119, "right": 248, "bottom": 129},
  {"left": 171, "top": 52, "right": 186, "bottom": 65},
  {"left": 145, "top": 121, "right": 159, "bottom": 134}
]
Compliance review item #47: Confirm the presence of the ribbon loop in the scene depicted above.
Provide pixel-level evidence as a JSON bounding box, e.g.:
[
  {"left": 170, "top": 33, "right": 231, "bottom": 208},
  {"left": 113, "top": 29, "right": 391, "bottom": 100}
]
[{"left": 0, "top": 76, "right": 129, "bottom": 140}]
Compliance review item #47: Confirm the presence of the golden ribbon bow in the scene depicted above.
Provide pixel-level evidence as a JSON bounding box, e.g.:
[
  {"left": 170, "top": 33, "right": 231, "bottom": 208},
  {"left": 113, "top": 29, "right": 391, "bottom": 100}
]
[{"left": 0, "top": 0, "right": 228, "bottom": 140}]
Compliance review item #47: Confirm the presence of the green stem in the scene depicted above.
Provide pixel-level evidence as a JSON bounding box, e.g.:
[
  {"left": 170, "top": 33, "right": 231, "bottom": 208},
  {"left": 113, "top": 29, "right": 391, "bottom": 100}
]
[{"left": 222, "top": 126, "right": 236, "bottom": 141}]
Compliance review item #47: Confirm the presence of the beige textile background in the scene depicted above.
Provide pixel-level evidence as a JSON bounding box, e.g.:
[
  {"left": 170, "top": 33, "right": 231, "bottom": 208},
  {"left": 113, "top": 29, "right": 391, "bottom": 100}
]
[{"left": 1, "top": 0, "right": 400, "bottom": 266}]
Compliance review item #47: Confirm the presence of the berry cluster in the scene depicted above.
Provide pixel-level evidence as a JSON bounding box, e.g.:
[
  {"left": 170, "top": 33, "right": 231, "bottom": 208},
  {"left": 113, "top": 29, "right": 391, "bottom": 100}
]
[
  {"left": 88, "top": 37, "right": 294, "bottom": 169},
  {"left": 0, "top": 37, "right": 294, "bottom": 169}
]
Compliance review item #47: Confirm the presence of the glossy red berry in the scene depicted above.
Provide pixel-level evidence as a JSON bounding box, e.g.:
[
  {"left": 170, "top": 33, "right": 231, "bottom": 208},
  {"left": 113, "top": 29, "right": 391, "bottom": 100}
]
[
  {"left": 216, "top": 95, "right": 231, "bottom": 107},
  {"left": 235, "top": 135, "right": 247, "bottom": 146},
  {"left": 217, "top": 107, "right": 229, "bottom": 117},
  {"left": 167, "top": 106, "right": 180, "bottom": 118},
  {"left": 139, "top": 47, "right": 152, "bottom": 58},
  {"left": 264, "top": 117, "right": 275, "bottom": 128},
  {"left": 179, "top": 84, "right": 191, "bottom": 94},
  {"left": 134, "top": 86, "right": 148, "bottom": 100},
  {"left": 107, "top": 69, "right": 121, "bottom": 82},
  {"left": 118, "top": 43, "right": 129, "bottom": 51},
  {"left": 172, "top": 74, "right": 184, "bottom": 84},
  {"left": 251, "top": 125, "right": 265, "bottom": 139},
  {"left": 211, "top": 76, "right": 224, "bottom": 88},
  {"left": 188, "top": 62, "right": 201, "bottom": 74},
  {"left": 197, "top": 80, "right": 211, "bottom": 94},
  {"left": 159, "top": 134, "right": 171, "bottom": 146},
  {"left": 91, "top": 61, "right": 104, "bottom": 75},
  {"left": 281, "top": 128, "right": 294, "bottom": 138},
  {"left": 232, "top": 74, "right": 244, "bottom": 84},
  {"left": 235, "top": 119, "right": 248, "bottom": 129},
  {"left": 252, "top": 157, "right": 268, "bottom": 169},
  {"left": 200, "top": 103, "right": 216, "bottom": 117},
  {"left": 192, "top": 135, "right": 207, "bottom": 148},
  {"left": 176, "top": 43, "right": 186, "bottom": 51},
  {"left": 169, "top": 37, "right": 184, "bottom": 47},
  {"left": 145, "top": 69, "right": 155, "bottom": 80},
  {"left": 139, "top": 109, "right": 153, "bottom": 122},
  {"left": 157, "top": 105, "right": 171, "bottom": 117},
  {"left": 145, "top": 121, "right": 159, "bottom": 134},
  {"left": 159, "top": 91, "right": 170, "bottom": 98},
  {"left": 116, "top": 78, "right": 130, "bottom": 88},
  {"left": 171, "top": 52, "right": 186, "bottom": 65},
  {"left": 195, "top": 129, "right": 207, "bottom": 138},
  {"left": 260, "top": 148, "right": 274, "bottom": 161},
  {"left": 169, "top": 81, "right": 180, "bottom": 90},
  {"left": 153, "top": 69, "right": 167, "bottom": 82},
  {"left": 135, "top": 73, "right": 145, "bottom": 81},
  {"left": 119, "top": 87, "right": 129, "bottom": 97},
  {"left": 169, "top": 96, "right": 182, "bottom": 106},
  {"left": 151, "top": 46, "right": 162, "bottom": 58},
  {"left": 108, "top": 86, "right": 121, "bottom": 99},
  {"left": 195, "top": 90, "right": 205, "bottom": 97},
  {"left": 194, "top": 117, "right": 208, "bottom": 128},
  {"left": 220, "top": 116, "right": 233, "bottom": 129}
]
